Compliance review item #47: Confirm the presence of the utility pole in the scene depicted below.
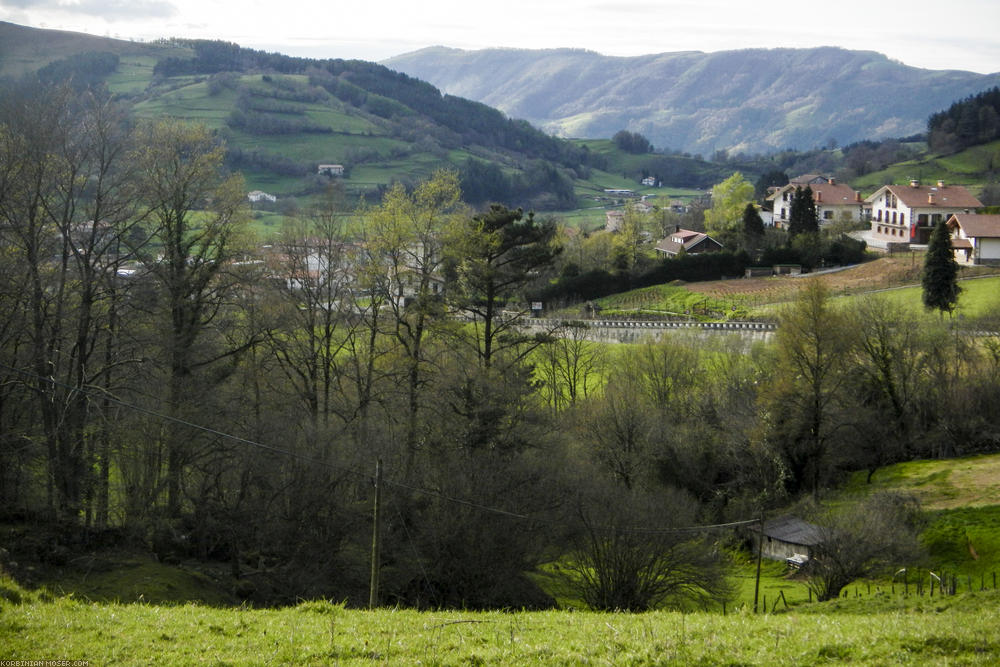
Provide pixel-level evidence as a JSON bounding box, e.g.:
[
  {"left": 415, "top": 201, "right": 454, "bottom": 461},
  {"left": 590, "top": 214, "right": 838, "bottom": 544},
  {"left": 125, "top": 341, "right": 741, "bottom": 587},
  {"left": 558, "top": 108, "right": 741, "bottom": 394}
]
[
  {"left": 369, "top": 457, "right": 383, "bottom": 609},
  {"left": 753, "top": 515, "right": 764, "bottom": 613}
]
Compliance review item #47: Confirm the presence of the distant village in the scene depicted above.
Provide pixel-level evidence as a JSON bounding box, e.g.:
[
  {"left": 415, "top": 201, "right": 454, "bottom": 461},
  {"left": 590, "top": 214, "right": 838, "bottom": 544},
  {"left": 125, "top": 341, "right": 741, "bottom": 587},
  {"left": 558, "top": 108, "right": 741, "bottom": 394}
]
[{"left": 599, "top": 175, "right": 997, "bottom": 268}]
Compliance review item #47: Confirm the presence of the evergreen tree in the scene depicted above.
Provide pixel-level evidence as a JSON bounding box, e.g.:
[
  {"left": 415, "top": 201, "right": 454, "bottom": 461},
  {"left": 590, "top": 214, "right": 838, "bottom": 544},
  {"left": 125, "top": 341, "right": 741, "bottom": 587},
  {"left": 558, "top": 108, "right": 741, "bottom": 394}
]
[
  {"left": 922, "top": 219, "right": 961, "bottom": 316},
  {"left": 742, "top": 202, "right": 765, "bottom": 239},
  {"left": 788, "top": 186, "right": 818, "bottom": 237},
  {"left": 753, "top": 169, "right": 788, "bottom": 200}
]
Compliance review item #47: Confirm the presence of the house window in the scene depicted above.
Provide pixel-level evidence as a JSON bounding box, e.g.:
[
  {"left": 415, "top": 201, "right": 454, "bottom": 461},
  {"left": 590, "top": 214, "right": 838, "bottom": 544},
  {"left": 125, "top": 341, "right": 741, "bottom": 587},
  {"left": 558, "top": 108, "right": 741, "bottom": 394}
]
[
  {"left": 877, "top": 210, "right": 883, "bottom": 221},
  {"left": 932, "top": 214, "right": 942, "bottom": 224},
  {"left": 823, "top": 210, "right": 834, "bottom": 220},
  {"left": 892, "top": 211, "right": 897, "bottom": 223},
  {"left": 900, "top": 214, "right": 905, "bottom": 225},
  {"left": 781, "top": 207, "right": 786, "bottom": 219},
  {"left": 918, "top": 213, "right": 928, "bottom": 224}
]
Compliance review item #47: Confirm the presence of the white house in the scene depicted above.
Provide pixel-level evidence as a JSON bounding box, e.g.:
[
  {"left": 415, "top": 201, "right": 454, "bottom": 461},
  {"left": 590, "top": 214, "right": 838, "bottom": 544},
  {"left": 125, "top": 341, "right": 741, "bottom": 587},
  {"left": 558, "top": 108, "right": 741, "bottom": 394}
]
[
  {"left": 867, "top": 180, "right": 981, "bottom": 245},
  {"left": 948, "top": 214, "right": 1000, "bottom": 265},
  {"left": 768, "top": 178, "right": 863, "bottom": 229}
]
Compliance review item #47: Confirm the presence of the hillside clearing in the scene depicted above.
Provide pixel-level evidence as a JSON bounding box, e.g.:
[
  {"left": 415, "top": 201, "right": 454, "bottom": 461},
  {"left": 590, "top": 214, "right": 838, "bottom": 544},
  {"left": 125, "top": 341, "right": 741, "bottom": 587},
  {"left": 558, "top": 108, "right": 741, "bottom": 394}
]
[{"left": 848, "top": 453, "right": 1000, "bottom": 511}]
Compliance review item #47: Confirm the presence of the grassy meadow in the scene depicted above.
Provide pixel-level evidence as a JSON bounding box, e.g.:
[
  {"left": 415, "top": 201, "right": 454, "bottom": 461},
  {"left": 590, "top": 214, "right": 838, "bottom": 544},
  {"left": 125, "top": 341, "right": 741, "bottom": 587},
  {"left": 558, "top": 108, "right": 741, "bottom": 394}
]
[{"left": 4, "top": 581, "right": 1000, "bottom": 665}]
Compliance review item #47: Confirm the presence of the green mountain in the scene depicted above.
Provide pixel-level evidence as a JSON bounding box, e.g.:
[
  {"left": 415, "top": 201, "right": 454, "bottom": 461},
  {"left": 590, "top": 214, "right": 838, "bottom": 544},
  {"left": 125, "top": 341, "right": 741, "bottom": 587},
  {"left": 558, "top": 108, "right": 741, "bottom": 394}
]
[
  {"left": 383, "top": 46, "right": 1000, "bottom": 156},
  {"left": 0, "top": 22, "right": 638, "bottom": 210}
]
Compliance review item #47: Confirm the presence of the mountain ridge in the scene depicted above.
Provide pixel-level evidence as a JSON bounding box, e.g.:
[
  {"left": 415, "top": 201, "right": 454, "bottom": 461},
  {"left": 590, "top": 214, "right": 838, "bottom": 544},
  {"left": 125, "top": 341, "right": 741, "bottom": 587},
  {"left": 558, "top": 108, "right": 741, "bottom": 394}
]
[{"left": 383, "top": 46, "right": 1000, "bottom": 155}]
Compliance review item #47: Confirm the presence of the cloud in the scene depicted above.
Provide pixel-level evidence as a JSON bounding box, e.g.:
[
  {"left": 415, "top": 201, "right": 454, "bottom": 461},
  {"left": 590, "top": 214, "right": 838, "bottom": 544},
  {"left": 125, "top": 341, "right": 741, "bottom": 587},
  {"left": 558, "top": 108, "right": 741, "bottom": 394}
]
[{"left": 0, "top": 0, "right": 176, "bottom": 20}]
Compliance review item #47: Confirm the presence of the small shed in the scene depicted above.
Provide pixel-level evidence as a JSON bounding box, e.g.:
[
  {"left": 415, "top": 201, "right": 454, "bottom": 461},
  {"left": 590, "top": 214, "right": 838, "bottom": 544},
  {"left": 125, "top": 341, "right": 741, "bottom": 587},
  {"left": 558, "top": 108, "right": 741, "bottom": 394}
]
[{"left": 754, "top": 515, "right": 823, "bottom": 562}]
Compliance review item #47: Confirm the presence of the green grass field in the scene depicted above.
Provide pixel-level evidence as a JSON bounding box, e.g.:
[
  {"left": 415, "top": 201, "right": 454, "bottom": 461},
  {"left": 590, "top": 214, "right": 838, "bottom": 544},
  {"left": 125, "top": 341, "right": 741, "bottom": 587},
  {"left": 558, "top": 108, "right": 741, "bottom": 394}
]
[{"left": 4, "top": 581, "right": 999, "bottom": 665}]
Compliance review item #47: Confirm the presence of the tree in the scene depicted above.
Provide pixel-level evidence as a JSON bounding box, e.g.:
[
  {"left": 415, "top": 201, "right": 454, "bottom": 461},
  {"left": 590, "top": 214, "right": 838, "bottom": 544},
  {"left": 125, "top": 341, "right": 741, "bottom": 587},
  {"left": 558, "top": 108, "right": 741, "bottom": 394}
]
[
  {"left": 565, "top": 483, "right": 732, "bottom": 611},
  {"left": 804, "top": 492, "right": 924, "bottom": 601},
  {"left": 741, "top": 202, "right": 765, "bottom": 252},
  {"left": 846, "top": 297, "right": 927, "bottom": 480},
  {"left": 536, "top": 322, "right": 606, "bottom": 412},
  {"left": 263, "top": 184, "right": 356, "bottom": 432},
  {"left": 763, "top": 280, "right": 852, "bottom": 496},
  {"left": 922, "top": 219, "right": 961, "bottom": 316},
  {"left": 787, "top": 186, "right": 818, "bottom": 237},
  {"left": 445, "top": 204, "right": 559, "bottom": 368},
  {"left": 0, "top": 82, "right": 140, "bottom": 523},
  {"left": 612, "top": 130, "right": 652, "bottom": 154},
  {"left": 361, "top": 170, "right": 467, "bottom": 460},
  {"left": 703, "top": 172, "right": 753, "bottom": 245},
  {"left": 754, "top": 170, "right": 788, "bottom": 200},
  {"left": 582, "top": 372, "right": 656, "bottom": 491},
  {"left": 130, "top": 120, "right": 253, "bottom": 517},
  {"left": 612, "top": 202, "right": 646, "bottom": 272}
]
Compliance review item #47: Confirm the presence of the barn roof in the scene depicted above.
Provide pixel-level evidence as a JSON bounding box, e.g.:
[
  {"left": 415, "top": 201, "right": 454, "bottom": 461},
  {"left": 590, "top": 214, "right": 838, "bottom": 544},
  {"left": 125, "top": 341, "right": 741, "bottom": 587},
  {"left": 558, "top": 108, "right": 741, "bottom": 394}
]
[{"left": 762, "top": 515, "right": 823, "bottom": 546}]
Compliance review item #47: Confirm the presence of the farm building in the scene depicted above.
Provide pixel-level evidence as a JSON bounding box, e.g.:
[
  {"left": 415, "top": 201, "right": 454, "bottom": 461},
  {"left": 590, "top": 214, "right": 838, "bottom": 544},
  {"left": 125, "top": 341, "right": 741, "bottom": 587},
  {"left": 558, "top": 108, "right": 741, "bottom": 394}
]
[{"left": 754, "top": 515, "right": 823, "bottom": 563}]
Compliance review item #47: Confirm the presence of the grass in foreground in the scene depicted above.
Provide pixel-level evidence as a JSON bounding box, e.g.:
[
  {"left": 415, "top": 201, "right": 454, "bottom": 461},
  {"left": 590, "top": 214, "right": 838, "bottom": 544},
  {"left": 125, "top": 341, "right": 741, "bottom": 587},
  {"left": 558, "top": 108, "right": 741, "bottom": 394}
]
[{"left": 4, "top": 584, "right": 1000, "bottom": 665}]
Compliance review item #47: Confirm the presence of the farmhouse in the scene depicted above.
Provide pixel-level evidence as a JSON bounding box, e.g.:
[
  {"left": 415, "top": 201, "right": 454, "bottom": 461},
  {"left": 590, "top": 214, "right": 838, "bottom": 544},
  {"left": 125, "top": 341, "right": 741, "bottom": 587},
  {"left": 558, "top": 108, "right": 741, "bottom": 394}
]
[
  {"left": 768, "top": 178, "right": 864, "bottom": 229},
  {"left": 605, "top": 210, "right": 625, "bottom": 232},
  {"left": 948, "top": 214, "right": 1000, "bottom": 265},
  {"left": 654, "top": 227, "right": 722, "bottom": 257},
  {"left": 754, "top": 515, "right": 823, "bottom": 562},
  {"left": 867, "top": 180, "right": 981, "bottom": 244}
]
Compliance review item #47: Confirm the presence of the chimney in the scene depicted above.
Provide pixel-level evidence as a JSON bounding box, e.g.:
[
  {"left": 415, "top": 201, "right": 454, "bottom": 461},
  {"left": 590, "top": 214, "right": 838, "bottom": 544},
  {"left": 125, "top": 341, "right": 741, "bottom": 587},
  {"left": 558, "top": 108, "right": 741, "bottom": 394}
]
[
  {"left": 815, "top": 190, "right": 822, "bottom": 202},
  {"left": 828, "top": 177, "right": 836, "bottom": 185},
  {"left": 855, "top": 191, "right": 862, "bottom": 202},
  {"left": 910, "top": 179, "right": 920, "bottom": 188},
  {"left": 937, "top": 179, "right": 945, "bottom": 188},
  {"left": 928, "top": 192, "right": 936, "bottom": 205}
]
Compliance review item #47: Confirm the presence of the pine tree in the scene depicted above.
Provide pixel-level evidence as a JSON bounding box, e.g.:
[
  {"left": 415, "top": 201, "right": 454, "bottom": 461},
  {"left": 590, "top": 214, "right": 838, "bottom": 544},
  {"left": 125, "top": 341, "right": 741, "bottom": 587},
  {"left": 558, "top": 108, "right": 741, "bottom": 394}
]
[
  {"left": 742, "top": 202, "right": 765, "bottom": 239},
  {"left": 788, "top": 186, "right": 818, "bottom": 237},
  {"left": 922, "top": 219, "right": 961, "bottom": 316}
]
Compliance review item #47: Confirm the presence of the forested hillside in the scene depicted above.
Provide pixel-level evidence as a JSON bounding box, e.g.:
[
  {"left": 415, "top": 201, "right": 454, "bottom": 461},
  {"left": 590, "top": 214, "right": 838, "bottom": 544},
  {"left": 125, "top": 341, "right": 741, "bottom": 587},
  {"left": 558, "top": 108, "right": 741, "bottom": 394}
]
[
  {"left": 384, "top": 46, "right": 1000, "bottom": 156},
  {"left": 929, "top": 86, "right": 1000, "bottom": 154}
]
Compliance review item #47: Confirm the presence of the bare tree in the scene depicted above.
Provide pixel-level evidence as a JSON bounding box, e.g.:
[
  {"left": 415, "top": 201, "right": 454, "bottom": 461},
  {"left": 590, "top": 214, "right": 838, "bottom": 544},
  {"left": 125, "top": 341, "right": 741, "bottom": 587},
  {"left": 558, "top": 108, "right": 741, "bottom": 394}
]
[
  {"left": 130, "top": 120, "right": 253, "bottom": 517},
  {"left": 803, "top": 492, "right": 924, "bottom": 601},
  {"left": 536, "top": 322, "right": 605, "bottom": 412},
  {"left": 565, "top": 483, "right": 732, "bottom": 611}
]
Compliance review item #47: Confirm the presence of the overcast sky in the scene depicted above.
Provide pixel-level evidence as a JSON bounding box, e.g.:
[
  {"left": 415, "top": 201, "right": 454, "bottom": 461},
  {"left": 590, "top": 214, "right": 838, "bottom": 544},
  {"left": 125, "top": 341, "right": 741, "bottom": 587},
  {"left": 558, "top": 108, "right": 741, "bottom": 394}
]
[{"left": 2, "top": 0, "right": 999, "bottom": 74}]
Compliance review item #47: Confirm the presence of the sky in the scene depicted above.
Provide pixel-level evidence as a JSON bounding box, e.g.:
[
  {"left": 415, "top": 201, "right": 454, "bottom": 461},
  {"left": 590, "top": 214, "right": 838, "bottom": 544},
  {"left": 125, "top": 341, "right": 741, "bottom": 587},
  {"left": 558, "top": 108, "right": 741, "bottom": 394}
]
[{"left": 2, "top": 0, "right": 999, "bottom": 74}]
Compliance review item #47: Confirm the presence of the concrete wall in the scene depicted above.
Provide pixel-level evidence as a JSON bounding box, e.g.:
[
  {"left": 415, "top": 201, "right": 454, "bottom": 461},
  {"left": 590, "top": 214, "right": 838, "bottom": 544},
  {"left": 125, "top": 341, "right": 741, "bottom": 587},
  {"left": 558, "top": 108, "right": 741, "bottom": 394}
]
[{"left": 520, "top": 319, "right": 775, "bottom": 345}]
